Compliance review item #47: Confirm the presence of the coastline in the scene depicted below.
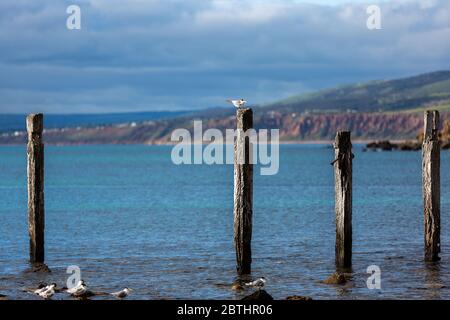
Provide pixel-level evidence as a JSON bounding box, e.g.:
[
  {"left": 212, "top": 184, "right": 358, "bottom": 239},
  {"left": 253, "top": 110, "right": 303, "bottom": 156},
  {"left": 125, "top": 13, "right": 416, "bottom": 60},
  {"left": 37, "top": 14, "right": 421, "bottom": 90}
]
[{"left": 0, "top": 139, "right": 415, "bottom": 147}]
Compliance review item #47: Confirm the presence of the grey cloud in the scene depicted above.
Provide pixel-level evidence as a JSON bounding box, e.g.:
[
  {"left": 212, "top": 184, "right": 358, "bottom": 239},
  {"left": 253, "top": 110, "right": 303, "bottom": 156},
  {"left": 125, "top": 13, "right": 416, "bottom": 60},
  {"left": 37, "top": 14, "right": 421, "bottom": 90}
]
[{"left": 0, "top": 0, "right": 449, "bottom": 113}]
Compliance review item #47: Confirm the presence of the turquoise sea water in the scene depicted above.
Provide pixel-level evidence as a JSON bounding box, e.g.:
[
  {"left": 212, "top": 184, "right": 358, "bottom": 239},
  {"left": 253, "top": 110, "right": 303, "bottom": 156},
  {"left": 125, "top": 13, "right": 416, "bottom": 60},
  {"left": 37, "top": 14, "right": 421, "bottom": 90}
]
[{"left": 0, "top": 144, "right": 449, "bottom": 299}]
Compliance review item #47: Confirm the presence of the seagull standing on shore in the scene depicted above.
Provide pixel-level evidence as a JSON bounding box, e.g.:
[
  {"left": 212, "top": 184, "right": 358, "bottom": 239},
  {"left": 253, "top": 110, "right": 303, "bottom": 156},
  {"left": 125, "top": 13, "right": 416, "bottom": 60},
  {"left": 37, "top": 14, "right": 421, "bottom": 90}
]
[
  {"left": 227, "top": 99, "right": 247, "bottom": 109},
  {"left": 111, "top": 287, "right": 132, "bottom": 299},
  {"left": 38, "top": 283, "right": 56, "bottom": 299},
  {"left": 67, "top": 280, "right": 88, "bottom": 297},
  {"left": 245, "top": 277, "right": 266, "bottom": 290},
  {"left": 34, "top": 283, "right": 56, "bottom": 295},
  {"left": 34, "top": 286, "right": 48, "bottom": 295},
  {"left": 66, "top": 280, "right": 85, "bottom": 294}
]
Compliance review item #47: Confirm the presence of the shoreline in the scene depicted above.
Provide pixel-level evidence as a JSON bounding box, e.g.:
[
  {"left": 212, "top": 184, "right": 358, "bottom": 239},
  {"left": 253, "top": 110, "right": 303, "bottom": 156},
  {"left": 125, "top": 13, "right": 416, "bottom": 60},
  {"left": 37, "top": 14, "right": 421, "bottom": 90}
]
[{"left": 0, "top": 139, "right": 415, "bottom": 147}]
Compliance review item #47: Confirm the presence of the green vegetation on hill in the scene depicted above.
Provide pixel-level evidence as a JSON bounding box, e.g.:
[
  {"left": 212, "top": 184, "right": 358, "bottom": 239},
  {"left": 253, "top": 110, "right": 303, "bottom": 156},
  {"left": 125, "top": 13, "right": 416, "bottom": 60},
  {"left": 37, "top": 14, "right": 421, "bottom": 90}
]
[{"left": 265, "top": 71, "right": 450, "bottom": 114}]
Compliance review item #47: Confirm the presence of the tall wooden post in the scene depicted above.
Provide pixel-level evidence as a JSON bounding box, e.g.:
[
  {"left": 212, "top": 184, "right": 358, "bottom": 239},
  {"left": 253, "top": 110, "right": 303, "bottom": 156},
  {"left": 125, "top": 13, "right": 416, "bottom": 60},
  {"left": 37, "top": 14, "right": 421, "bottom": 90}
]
[
  {"left": 423, "top": 110, "right": 440, "bottom": 262},
  {"left": 333, "top": 131, "right": 352, "bottom": 270},
  {"left": 234, "top": 108, "right": 253, "bottom": 275},
  {"left": 27, "top": 114, "right": 45, "bottom": 263}
]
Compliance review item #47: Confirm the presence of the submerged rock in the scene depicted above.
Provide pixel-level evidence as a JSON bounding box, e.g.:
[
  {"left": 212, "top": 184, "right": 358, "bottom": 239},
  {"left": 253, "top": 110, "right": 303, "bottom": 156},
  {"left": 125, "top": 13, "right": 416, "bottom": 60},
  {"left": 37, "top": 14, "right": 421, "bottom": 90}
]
[
  {"left": 398, "top": 142, "right": 421, "bottom": 151},
  {"left": 72, "top": 288, "right": 110, "bottom": 299},
  {"left": 322, "top": 272, "right": 347, "bottom": 285},
  {"left": 366, "top": 140, "right": 396, "bottom": 151},
  {"left": 231, "top": 283, "right": 244, "bottom": 291},
  {"left": 55, "top": 286, "right": 68, "bottom": 293},
  {"left": 241, "top": 290, "right": 274, "bottom": 301},
  {"left": 366, "top": 139, "right": 422, "bottom": 151},
  {"left": 286, "top": 295, "right": 312, "bottom": 301},
  {"left": 71, "top": 290, "right": 97, "bottom": 299},
  {"left": 25, "top": 263, "right": 51, "bottom": 273}
]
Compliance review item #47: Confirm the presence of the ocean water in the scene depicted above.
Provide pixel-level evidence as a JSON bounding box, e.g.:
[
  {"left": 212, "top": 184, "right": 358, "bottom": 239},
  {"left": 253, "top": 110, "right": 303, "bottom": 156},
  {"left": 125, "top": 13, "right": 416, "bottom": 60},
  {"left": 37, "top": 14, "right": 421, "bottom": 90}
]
[{"left": 0, "top": 144, "right": 449, "bottom": 300}]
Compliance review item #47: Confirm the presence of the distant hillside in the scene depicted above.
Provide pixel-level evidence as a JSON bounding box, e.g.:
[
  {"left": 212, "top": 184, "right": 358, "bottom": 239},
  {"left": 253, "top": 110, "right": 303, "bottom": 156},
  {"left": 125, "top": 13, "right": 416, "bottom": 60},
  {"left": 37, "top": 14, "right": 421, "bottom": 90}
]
[
  {"left": 1, "top": 71, "right": 450, "bottom": 144},
  {"left": 265, "top": 70, "right": 450, "bottom": 114},
  {"left": 0, "top": 111, "right": 187, "bottom": 134}
]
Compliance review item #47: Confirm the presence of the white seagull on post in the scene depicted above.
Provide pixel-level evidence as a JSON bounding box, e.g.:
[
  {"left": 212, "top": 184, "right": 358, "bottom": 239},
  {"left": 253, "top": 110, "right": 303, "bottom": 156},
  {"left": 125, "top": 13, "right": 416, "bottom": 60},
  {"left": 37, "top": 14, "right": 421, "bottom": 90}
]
[{"left": 227, "top": 99, "right": 247, "bottom": 109}]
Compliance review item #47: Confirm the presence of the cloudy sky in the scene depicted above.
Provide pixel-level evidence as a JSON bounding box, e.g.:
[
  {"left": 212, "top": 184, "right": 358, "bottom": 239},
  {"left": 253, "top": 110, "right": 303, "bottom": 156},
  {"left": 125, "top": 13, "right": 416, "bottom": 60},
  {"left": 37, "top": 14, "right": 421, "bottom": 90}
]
[{"left": 0, "top": 0, "right": 449, "bottom": 113}]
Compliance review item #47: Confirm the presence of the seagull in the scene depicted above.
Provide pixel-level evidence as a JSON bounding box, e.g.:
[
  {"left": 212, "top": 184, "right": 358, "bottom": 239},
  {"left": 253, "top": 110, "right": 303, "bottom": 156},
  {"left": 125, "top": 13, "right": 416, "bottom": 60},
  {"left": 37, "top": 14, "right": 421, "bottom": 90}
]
[
  {"left": 227, "top": 99, "right": 247, "bottom": 109},
  {"left": 68, "top": 280, "right": 88, "bottom": 297},
  {"left": 66, "top": 280, "right": 85, "bottom": 294},
  {"left": 245, "top": 277, "right": 266, "bottom": 290},
  {"left": 111, "top": 287, "right": 132, "bottom": 299},
  {"left": 33, "top": 285, "right": 48, "bottom": 295},
  {"left": 34, "top": 283, "right": 55, "bottom": 295},
  {"left": 38, "top": 283, "right": 56, "bottom": 299}
]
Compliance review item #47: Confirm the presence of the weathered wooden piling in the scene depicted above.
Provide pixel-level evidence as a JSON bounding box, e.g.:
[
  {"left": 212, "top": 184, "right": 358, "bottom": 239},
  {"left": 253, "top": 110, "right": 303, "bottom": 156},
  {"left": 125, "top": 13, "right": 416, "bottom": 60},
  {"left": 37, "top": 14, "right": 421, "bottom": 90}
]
[
  {"left": 27, "top": 114, "right": 45, "bottom": 263},
  {"left": 333, "top": 131, "right": 352, "bottom": 270},
  {"left": 234, "top": 108, "right": 253, "bottom": 275},
  {"left": 422, "top": 110, "right": 440, "bottom": 262}
]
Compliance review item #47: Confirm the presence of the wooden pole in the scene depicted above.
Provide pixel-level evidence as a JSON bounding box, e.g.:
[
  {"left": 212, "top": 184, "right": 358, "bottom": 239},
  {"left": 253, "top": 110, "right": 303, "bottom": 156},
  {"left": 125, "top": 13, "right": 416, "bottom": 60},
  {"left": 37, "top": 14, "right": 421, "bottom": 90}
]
[
  {"left": 234, "top": 108, "right": 253, "bottom": 275},
  {"left": 27, "top": 113, "right": 45, "bottom": 263},
  {"left": 423, "top": 110, "right": 440, "bottom": 262},
  {"left": 333, "top": 131, "right": 352, "bottom": 270}
]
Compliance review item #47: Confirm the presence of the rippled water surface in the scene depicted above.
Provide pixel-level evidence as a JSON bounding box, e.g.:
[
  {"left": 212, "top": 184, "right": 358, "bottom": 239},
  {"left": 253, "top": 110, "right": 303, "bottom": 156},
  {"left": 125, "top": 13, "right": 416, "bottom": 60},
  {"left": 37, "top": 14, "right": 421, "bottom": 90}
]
[{"left": 0, "top": 145, "right": 449, "bottom": 299}]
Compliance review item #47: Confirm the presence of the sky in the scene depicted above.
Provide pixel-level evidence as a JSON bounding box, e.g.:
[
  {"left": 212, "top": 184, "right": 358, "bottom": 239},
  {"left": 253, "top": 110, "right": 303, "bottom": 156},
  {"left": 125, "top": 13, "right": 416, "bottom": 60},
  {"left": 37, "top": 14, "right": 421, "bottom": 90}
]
[{"left": 0, "top": 0, "right": 449, "bottom": 114}]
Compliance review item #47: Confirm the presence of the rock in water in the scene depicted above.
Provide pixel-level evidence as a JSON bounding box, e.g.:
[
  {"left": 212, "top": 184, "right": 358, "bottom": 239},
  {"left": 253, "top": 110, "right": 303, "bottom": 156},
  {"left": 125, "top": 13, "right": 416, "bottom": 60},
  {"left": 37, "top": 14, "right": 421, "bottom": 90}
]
[
  {"left": 25, "top": 263, "right": 51, "bottom": 273},
  {"left": 322, "top": 272, "right": 347, "bottom": 285},
  {"left": 366, "top": 140, "right": 396, "bottom": 151},
  {"left": 398, "top": 142, "right": 421, "bottom": 151},
  {"left": 231, "top": 283, "right": 244, "bottom": 291},
  {"left": 73, "top": 290, "right": 96, "bottom": 299},
  {"left": 241, "top": 290, "right": 274, "bottom": 301},
  {"left": 286, "top": 295, "right": 313, "bottom": 301}
]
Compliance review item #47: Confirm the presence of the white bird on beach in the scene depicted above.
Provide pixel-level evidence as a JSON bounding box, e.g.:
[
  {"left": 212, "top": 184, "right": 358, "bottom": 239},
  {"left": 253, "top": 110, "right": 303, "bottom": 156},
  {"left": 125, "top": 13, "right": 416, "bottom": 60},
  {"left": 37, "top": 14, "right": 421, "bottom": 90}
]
[
  {"left": 38, "top": 283, "right": 56, "bottom": 299},
  {"left": 34, "top": 286, "right": 48, "bottom": 295},
  {"left": 245, "top": 277, "right": 266, "bottom": 289},
  {"left": 67, "top": 280, "right": 88, "bottom": 297},
  {"left": 71, "top": 285, "right": 88, "bottom": 297},
  {"left": 227, "top": 99, "right": 247, "bottom": 109},
  {"left": 66, "top": 280, "right": 85, "bottom": 294},
  {"left": 111, "top": 287, "right": 132, "bottom": 299},
  {"left": 34, "top": 283, "right": 55, "bottom": 295}
]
